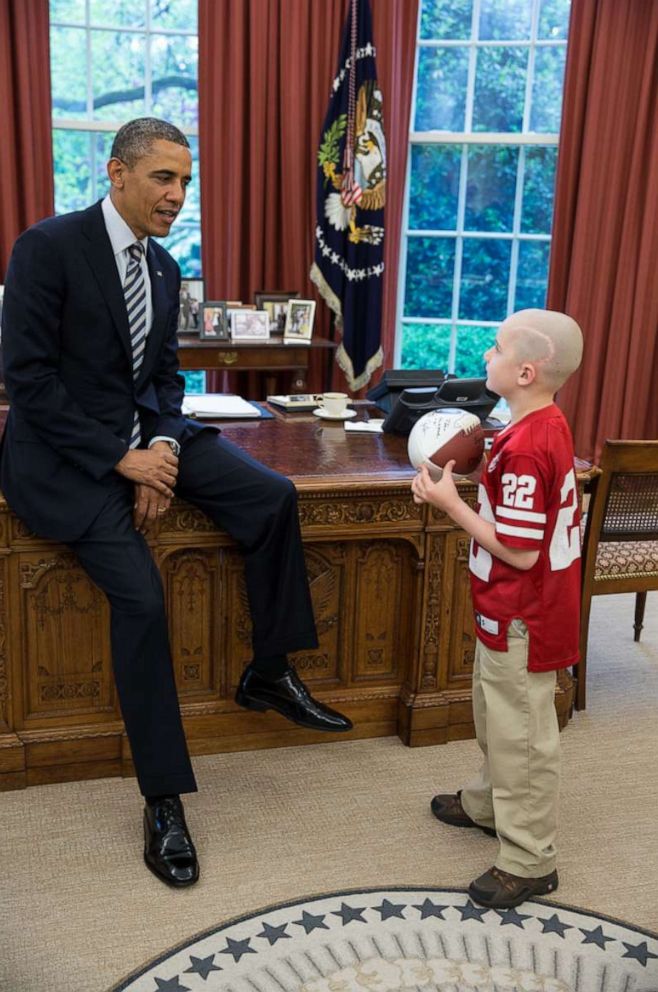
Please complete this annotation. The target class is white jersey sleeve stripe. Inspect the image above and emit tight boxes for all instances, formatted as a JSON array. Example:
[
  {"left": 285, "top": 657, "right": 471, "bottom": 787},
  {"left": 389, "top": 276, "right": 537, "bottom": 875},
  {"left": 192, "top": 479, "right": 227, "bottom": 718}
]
[
  {"left": 496, "top": 521, "right": 545, "bottom": 540},
  {"left": 496, "top": 506, "right": 547, "bottom": 523}
]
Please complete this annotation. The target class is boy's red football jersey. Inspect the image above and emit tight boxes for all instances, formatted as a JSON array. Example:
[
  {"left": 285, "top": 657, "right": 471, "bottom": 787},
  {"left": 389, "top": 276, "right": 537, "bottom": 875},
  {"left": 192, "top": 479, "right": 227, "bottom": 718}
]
[{"left": 469, "top": 404, "right": 581, "bottom": 672}]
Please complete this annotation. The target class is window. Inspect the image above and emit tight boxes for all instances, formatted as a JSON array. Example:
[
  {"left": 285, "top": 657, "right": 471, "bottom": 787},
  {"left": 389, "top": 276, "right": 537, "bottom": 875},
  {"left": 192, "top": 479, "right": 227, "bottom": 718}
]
[
  {"left": 49, "top": 0, "right": 201, "bottom": 276},
  {"left": 398, "top": 0, "right": 571, "bottom": 377}
]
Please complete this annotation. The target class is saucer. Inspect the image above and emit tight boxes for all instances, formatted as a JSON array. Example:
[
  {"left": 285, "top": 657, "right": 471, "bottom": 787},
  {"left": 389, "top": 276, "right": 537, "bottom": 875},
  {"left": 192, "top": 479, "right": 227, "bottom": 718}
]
[{"left": 312, "top": 408, "right": 357, "bottom": 421}]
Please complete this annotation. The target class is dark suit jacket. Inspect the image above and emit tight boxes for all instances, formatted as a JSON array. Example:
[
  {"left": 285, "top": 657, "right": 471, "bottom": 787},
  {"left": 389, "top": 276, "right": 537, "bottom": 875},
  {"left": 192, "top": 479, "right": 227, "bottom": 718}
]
[{"left": 0, "top": 201, "right": 205, "bottom": 541}]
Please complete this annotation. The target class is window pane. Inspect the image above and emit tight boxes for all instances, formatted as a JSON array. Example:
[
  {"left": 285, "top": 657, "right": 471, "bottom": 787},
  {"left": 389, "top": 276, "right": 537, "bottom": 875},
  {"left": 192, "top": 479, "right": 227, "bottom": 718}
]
[
  {"left": 401, "top": 323, "right": 452, "bottom": 371},
  {"left": 50, "top": 0, "right": 85, "bottom": 23},
  {"left": 464, "top": 145, "right": 518, "bottom": 232},
  {"left": 92, "top": 132, "right": 114, "bottom": 201},
  {"left": 420, "top": 0, "right": 472, "bottom": 40},
  {"left": 473, "top": 46, "right": 527, "bottom": 132},
  {"left": 91, "top": 30, "right": 146, "bottom": 121},
  {"left": 162, "top": 138, "right": 201, "bottom": 276},
  {"left": 181, "top": 371, "right": 206, "bottom": 394},
  {"left": 89, "top": 0, "right": 145, "bottom": 28},
  {"left": 479, "top": 0, "right": 531, "bottom": 40},
  {"left": 459, "top": 238, "right": 511, "bottom": 321},
  {"left": 53, "top": 130, "right": 92, "bottom": 212},
  {"left": 150, "top": 34, "right": 198, "bottom": 125},
  {"left": 404, "top": 237, "right": 455, "bottom": 318},
  {"left": 415, "top": 48, "right": 469, "bottom": 132},
  {"left": 409, "top": 145, "right": 461, "bottom": 230},
  {"left": 521, "top": 146, "right": 557, "bottom": 234},
  {"left": 515, "top": 241, "right": 550, "bottom": 310},
  {"left": 538, "top": 0, "right": 571, "bottom": 40},
  {"left": 50, "top": 27, "right": 87, "bottom": 119},
  {"left": 454, "top": 325, "right": 496, "bottom": 377},
  {"left": 530, "top": 46, "right": 566, "bottom": 132},
  {"left": 150, "top": 0, "right": 197, "bottom": 31}
]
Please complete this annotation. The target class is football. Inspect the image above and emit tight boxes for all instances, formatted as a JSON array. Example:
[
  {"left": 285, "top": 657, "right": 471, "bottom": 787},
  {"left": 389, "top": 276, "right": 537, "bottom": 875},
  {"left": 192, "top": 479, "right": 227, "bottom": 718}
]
[{"left": 407, "top": 408, "right": 485, "bottom": 479}]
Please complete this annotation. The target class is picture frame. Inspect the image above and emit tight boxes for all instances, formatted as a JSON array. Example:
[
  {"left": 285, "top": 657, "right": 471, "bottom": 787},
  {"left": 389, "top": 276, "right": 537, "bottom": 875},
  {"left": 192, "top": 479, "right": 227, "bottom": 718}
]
[
  {"left": 178, "top": 279, "right": 204, "bottom": 333},
  {"left": 284, "top": 299, "right": 316, "bottom": 343},
  {"left": 231, "top": 309, "right": 270, "bottom": 341},
  {"left": 254, "top": 290, "right": 299, "bottom": 336},
  {"left": 200, "top": 301, "right": 230, "bottom": 340}
]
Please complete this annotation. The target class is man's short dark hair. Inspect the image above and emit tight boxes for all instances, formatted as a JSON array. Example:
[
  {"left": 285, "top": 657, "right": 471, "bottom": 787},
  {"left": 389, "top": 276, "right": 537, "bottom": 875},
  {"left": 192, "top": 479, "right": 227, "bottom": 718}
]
[{"left": 110, "top": 118, "right": 190, "bottom": 168}]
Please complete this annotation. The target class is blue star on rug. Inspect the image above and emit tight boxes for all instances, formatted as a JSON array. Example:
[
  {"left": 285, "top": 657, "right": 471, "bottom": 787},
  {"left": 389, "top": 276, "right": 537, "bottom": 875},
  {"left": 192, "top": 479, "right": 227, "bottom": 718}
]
[
  {"left": 256, "top": 921, "right": 291, "bottom": 945},
  {"left": 622, "top": 940, "right": 658, "bottom": 967},
  {"left": 413, "top": 897, "right": 449, "bottom": 919},
  {"left": 183, "top": 954, "right": 221, "bottom": 980},
  {"left": 332, "top": 902, "right": 368, "bottom": 925},
  {"left": 292, "top": 909, "right": 329, "bottom": 934},
  {"left": 373, "top": 899, "right": 406, "bottom": 920},
  {"left": 219, "top": 937, "right": 256, "bottom": 963}
]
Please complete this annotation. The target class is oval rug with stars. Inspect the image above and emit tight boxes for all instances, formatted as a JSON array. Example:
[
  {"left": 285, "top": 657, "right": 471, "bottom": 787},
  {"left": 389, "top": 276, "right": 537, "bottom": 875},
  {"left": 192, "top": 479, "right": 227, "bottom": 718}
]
[{"left": 110, "top": 888, "right": 658, "bottom": 992}]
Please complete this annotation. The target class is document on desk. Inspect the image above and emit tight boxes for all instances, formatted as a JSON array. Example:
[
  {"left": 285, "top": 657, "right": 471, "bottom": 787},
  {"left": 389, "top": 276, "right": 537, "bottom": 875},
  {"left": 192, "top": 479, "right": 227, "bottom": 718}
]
[
  {"left": 344, "top": 419, "right": 384, "bottom": 433},
  {"left": 182, "top": 393, "right": 261, "bottom": 418}
]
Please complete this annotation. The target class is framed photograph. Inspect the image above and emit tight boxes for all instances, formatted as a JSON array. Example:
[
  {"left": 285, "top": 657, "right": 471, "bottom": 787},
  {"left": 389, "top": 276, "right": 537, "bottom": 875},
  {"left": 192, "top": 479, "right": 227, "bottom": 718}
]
[
  {"left": 254, "top": 291, "right": 299, "bottom": 336},
  {"left": 284, "top": 299, "right": 316, "bottom": 342},
  {"left": 178, "top": 279, "right": 204, "bottom": 333},
  {"left": 231, "top": 309, "right": 270, "bottom": 341},
  {"left": 200, "top": 301, "right": 230, "bottom": 340}
]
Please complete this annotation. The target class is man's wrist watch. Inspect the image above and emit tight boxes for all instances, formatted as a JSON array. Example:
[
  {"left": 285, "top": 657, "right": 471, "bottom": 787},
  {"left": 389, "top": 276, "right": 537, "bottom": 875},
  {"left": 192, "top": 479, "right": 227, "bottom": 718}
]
[{"left": 150, "top": 436, "right": 181, "bottom": 456}]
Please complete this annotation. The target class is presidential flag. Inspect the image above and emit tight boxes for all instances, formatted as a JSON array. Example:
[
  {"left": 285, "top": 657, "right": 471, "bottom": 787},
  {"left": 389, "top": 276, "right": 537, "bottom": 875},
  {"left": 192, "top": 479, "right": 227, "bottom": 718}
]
[{"left": 310, "top": 0, "right": 385, "bottom": 391}]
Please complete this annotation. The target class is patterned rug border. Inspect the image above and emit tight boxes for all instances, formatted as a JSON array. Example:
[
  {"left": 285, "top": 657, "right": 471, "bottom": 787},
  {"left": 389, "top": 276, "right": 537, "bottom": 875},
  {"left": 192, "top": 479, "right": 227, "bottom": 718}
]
[{"left": 108, "top": 884, "right": 658, "bottom": 991}]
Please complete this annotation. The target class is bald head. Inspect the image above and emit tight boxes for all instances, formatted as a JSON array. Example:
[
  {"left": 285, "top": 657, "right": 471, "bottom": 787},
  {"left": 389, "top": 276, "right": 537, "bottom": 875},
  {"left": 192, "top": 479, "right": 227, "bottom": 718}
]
[{"left": 502, "top": 309, "right": 583, "bottom": 389}]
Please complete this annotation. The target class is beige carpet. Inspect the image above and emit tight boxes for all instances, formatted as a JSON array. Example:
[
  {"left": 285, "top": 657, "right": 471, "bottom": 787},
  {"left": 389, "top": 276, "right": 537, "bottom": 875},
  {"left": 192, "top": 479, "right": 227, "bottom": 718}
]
[{"left": 2, "top": 593, "right": 657, "bottom": 992}]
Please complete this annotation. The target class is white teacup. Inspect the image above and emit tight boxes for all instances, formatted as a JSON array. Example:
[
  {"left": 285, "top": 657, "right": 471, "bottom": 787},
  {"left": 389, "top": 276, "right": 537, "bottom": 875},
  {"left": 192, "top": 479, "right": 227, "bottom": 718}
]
[{"left": 318, "top": 392, "right": 349, "bottom": 416}]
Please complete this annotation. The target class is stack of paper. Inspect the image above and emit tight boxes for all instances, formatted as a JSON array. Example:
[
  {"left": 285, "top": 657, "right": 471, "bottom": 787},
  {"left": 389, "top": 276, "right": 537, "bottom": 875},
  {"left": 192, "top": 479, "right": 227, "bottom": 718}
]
[
  {"left": 344, "top": 419, "right": 384, "bottom": 433},
  {"left": 182, "top": 394, "right": 260, "bottom": 418}
]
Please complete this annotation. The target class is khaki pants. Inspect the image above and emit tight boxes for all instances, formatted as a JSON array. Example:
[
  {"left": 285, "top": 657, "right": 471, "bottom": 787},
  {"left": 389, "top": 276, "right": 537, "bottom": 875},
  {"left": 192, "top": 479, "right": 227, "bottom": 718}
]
[{"left": 460, "top": 620, "right": 560, "bottom": 877}]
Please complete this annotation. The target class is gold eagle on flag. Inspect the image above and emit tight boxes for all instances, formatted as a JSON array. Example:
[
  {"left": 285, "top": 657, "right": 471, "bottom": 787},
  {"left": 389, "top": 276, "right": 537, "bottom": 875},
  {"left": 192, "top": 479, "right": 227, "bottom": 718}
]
[{"left": 320, "top": 79, "right": 386, "bottom": 246}]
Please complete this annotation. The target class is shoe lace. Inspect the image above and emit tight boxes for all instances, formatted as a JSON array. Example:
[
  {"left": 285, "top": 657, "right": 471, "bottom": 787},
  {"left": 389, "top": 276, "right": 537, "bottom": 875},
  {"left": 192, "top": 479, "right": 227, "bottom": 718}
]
[
  {"left": 491, "top": 867, "right": 519, "bottom": 893},
  {"left": 154, "top": 798, "right": 186, "bottom": 832}
]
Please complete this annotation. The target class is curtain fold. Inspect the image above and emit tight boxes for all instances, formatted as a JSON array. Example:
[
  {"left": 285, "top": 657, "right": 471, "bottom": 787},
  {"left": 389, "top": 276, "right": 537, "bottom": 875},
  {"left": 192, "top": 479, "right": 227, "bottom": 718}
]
[
  {"left": 547, "top": 0, "right": 658, "bottom": 462},
  {"left": 0, "top": 0, "right": 54, "bottom": 278},
  {"left": 198, "top": 0, "right": 417, "bottom": 394}
]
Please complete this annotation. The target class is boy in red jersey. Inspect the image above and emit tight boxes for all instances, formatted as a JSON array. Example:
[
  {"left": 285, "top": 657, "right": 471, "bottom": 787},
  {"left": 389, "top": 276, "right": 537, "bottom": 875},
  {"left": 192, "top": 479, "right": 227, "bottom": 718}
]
[{"left": 411, "top": 308, "right": 583, "bottom": 909}]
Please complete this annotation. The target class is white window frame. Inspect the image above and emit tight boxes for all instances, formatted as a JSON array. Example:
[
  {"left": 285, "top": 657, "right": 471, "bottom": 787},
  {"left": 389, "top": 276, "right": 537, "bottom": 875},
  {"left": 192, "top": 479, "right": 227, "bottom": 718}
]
[
  {"left": 396, "top": 0, "right": 567, "bottom": 369},
  {"left": 50, "top": 0, "right": 198, "bottom": 205}
]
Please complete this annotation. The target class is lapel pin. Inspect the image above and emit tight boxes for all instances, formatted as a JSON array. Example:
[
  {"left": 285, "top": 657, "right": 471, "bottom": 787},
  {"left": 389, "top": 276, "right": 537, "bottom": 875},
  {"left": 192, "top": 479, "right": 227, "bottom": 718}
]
[{"left": 156, "top": 270, "right": 163, "bottom": 277}]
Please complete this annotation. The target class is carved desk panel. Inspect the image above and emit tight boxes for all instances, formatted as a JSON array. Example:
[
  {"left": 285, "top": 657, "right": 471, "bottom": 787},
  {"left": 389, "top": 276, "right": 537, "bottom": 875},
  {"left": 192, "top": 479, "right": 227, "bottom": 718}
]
[{"left": 0, "top": 411, "right": 579, "bottom": 790}]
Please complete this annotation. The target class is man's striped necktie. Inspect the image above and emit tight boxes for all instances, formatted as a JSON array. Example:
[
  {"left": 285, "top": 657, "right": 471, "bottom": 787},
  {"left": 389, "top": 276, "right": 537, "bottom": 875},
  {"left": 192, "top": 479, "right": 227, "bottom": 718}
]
[{"left": 124, "top": 241, "right": 147, "bottom": 448}]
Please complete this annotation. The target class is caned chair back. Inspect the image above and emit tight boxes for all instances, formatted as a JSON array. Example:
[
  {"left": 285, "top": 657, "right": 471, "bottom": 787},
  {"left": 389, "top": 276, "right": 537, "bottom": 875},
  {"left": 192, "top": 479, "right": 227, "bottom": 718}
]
[{"left": 577, "top": 440, "right": 658, "bottom": 709}]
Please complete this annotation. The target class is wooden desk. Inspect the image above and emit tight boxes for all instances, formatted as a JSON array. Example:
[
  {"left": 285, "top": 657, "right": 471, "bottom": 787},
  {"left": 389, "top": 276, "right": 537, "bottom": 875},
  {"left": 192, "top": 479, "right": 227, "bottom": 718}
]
[
  {"left": 177, "top": 335, "right": 338, "bottom": 394},
  {"left": 0, "top": 409, "right": 585, "bottom": 791}
]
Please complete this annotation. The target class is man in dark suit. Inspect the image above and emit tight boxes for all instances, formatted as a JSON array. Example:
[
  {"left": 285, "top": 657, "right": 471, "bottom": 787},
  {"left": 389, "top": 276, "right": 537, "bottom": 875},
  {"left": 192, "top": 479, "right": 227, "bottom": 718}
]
[{"left": 0, "top": 118, "right": 351, "bottom": 888}]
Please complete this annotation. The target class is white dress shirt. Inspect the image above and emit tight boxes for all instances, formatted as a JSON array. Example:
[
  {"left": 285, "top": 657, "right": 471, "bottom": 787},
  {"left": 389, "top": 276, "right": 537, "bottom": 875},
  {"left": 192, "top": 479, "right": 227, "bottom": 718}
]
[{"left": 101, "top": 195, "right": 178, "bottom": 454}]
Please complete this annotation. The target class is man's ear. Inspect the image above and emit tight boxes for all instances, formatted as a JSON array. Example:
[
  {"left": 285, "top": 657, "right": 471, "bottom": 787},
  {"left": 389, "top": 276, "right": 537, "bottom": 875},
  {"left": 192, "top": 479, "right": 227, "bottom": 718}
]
[{"left": 107, "top": 157, "right": 125, "bottom": 189}]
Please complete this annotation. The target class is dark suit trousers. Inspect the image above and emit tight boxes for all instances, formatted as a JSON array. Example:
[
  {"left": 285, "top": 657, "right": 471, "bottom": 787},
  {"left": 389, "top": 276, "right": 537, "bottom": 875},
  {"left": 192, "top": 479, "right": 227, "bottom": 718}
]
[{"left": 68, "top": 431, "right": 318, "bottom": 796}]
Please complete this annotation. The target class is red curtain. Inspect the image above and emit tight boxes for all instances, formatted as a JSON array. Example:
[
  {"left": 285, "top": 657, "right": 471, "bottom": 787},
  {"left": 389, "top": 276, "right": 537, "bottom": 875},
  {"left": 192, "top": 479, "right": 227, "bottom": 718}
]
[
  {"left": 0, "top": 0, "right": 54, "bottom": 278},
  {"left": 547, "top": 0, "right": 658, "bottom": 462},
  {"left": 198, "top": 0, "right": 418, "bottom": 393}
]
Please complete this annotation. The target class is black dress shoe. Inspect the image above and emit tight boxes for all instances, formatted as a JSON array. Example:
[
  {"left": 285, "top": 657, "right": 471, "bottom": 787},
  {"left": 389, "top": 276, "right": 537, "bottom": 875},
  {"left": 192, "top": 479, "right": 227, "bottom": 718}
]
[
  {"left": 235, "top": 665, "right": 353, "bottom": 732},
  {"left": 143, "top": 796, "right": 199, "bottom": 887}
]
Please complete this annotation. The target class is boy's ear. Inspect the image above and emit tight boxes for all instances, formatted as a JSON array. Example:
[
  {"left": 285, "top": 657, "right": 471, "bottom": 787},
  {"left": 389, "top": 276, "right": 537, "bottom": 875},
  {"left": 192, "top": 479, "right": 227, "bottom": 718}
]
[{"left": 518, "top": 362, "right": 537, "bottom": 386}]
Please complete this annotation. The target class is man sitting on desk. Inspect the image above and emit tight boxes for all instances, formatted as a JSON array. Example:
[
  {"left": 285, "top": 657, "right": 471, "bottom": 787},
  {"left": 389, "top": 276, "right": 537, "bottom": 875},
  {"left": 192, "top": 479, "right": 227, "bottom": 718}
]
[{"left": 0, "top": 117, "right": 351, "bottom": 888}]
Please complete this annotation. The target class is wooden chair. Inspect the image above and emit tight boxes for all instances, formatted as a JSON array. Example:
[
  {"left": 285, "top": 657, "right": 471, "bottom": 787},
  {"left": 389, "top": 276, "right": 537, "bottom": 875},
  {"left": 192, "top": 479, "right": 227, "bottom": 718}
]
[{"left": 577, "top": 440, "right": 658, "bottom": 710}]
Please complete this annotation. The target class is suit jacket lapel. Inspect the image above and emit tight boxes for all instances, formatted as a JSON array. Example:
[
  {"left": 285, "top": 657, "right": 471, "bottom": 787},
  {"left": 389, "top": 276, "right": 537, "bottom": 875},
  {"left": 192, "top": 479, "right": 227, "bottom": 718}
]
[{"left": 81, "top": 203, "right": 133, "bottom": 365}]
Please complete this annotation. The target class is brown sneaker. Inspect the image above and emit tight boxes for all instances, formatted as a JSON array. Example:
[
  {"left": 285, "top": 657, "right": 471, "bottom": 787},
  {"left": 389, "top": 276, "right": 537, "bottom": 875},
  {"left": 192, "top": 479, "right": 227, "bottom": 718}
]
[
  {"left": 469, "top": 865, "right": 559, "bottom": 909},
  {"left": 430, "top": 791, "right": 497, "bottom": 837}
]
